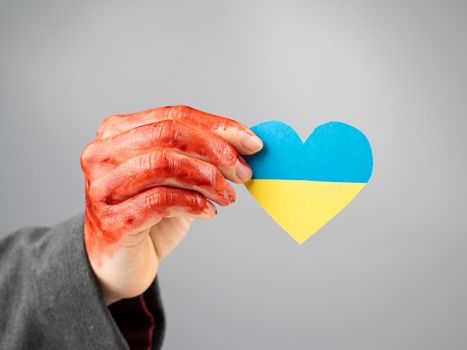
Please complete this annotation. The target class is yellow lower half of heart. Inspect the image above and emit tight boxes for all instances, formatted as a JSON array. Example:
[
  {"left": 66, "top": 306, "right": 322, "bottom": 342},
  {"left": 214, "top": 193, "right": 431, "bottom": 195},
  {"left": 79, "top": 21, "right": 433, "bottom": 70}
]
[{"left": 245, "top": 179, "right": 366, "bottom": 244}]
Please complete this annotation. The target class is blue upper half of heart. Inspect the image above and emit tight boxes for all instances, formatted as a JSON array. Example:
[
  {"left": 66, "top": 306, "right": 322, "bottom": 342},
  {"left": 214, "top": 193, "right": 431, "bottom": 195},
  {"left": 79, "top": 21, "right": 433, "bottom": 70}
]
[{"left": 244, "top": 121, "right": 373, "bottom": 183}]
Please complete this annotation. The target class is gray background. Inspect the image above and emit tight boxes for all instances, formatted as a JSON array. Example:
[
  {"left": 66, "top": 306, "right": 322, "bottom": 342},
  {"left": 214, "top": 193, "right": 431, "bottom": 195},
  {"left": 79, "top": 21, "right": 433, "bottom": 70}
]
[{"left": 1, "top": 0, "right": 466, "bottom": 349}]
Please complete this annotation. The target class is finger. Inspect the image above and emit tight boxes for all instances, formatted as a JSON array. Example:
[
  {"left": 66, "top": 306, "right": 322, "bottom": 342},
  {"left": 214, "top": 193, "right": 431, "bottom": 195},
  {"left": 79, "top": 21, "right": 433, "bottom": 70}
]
[
  {"left": 90, "top": 148, "right": 236, "bottom": 206},
  {"left": 107, "top": 187, "right": 217, "bottom": 235},
  {"left": 96, "top": 105, "right": 263, "bottom": 155},
  {"left": 84, "top": 120, "right": 252, "bottom": 183}
]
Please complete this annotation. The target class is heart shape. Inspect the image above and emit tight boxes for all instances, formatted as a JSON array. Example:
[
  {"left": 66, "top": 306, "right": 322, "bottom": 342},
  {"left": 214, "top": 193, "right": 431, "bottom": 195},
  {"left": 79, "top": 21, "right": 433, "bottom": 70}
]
[{"left": 244, "top": 121, "right": 373, "bottom": 244}]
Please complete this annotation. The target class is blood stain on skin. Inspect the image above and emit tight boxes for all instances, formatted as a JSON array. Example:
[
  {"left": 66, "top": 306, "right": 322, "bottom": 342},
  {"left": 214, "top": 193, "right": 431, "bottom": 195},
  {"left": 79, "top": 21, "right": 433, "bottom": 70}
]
[{"left": 81, "top": 106, "right": 254, "bottom": 262}]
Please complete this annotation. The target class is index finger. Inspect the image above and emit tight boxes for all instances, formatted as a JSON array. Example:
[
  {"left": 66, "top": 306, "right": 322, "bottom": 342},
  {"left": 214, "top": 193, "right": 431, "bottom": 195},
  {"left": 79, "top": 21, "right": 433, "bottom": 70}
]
[{"left": 96, "top": 105, "right": 263, "bottom": 155}]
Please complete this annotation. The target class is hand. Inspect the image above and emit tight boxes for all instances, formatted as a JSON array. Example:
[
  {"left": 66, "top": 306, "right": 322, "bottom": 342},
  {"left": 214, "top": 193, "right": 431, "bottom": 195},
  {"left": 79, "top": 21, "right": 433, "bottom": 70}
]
[{"left": 80, "top": 106, "right": 263, "bottom": 305}]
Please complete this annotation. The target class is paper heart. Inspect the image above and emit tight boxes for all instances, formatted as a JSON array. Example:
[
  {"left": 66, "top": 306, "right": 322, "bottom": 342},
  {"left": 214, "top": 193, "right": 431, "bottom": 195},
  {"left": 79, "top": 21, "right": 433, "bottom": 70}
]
[{"left": 244, "top": 121, "right": 373, "bottom": 244}]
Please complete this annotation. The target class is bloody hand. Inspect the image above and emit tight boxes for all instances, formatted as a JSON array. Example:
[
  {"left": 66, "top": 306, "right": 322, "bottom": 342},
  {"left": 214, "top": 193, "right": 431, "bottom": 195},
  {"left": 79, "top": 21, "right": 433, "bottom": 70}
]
[{"left": 80, "top": 106, "right": 263, "bottom": 304}]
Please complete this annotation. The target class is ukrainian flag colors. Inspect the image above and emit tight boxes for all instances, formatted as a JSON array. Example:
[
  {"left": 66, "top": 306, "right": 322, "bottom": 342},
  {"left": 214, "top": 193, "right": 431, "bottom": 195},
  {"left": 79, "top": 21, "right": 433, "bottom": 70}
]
[{"left": 244, "top": 121, "right": 373, "bottom": 244}]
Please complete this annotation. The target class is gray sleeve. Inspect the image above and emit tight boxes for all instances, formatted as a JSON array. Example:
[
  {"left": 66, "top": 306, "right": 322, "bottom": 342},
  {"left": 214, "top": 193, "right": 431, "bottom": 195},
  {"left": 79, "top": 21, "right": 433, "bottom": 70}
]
[{"left": 0, "top": 214, "right": 165, "bottom": 350}]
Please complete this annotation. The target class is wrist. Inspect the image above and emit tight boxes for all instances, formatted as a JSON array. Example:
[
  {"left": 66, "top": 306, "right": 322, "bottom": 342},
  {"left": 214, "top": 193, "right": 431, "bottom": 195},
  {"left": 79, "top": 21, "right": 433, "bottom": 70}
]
[{"left": 86, "top": 231, "right": 159, "bottom": 306}]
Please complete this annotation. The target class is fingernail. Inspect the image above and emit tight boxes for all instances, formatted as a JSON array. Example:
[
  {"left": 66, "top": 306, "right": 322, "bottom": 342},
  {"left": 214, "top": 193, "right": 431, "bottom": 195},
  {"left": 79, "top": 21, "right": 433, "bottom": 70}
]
[
  {"left": 202, "top": 204, "right": 217, "bottom": 217},
  {"left": 223, "top": 186, "right": 236, "bottom": 203},
  {"left": 235, "top": 159, "right": 253, "bottom": 182},
  {"left": 240, "top": 132, "right": 263, "bottom": 152}
]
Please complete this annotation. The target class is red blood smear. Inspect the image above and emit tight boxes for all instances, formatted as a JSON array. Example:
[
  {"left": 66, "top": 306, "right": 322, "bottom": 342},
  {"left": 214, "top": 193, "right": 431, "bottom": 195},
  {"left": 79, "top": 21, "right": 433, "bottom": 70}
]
[{"left": 81, "top": 106, "right": 248, "bottom": 261}]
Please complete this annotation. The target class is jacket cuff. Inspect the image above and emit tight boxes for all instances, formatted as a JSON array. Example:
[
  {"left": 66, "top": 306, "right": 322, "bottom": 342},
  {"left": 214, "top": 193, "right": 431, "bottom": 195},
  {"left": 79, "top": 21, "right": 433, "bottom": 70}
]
[{"left": 32, "top": 214, "right": 131, "bottom": 349}]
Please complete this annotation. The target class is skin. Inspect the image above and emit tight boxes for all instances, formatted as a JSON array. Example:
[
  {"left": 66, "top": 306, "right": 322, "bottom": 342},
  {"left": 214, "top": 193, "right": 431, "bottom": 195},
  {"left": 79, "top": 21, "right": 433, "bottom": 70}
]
[{"left": 80, "top": 105, "right": 263, "bottom": 305}]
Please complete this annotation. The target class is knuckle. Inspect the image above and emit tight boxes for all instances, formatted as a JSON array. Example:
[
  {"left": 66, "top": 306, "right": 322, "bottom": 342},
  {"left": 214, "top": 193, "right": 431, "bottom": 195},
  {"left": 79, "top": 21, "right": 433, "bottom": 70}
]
[
  {"left": 212, "top": 166, "right": 225, "bottom": 183},
  {"left": 149, "top": 119, "right": 178, "bottom": 145},
  {"left": 80, "top": 140, "right": 113, "bottom": 171},
  {"left": 96, "top": 113, "right": 123, "bottom": 138},
  {"left": 169, "top": 105, "right": 192, "bottom": 119},
  {"left": 85, "top": 195, "right": 106, "bottom": 223},
  {"left": 145, "top": 188, "right": 167, "bottom": 209},
  {"left": 202, "top": 161, "right": 222, "bottom": 184},
  {"left": 146, "top": 150, "right": 166, "bottom": 172},
  {"left": 99, "top": 213, "right": 114, "bottom": 233},
  {"left": 80, "top": 142, "right": 95, "bottom": 170},
  {"left": 89, "top": 198, "right": 116, "bottom": 233},
  {"left": 147, "top": 151, "right": 162, "bottom": 172},
  {"left": 100, "top": 113, "right": 121, "bottom": 126},
  {"left": 154, "top": 148, "right": 176, "bottom": 170},
  {"left": 217, "top": 140, "right": 238, "bottom": 162},
  {"left": 191, "top": 193, "right": 206, "bottom": 209},
  {"left": 87, "top": 181, "right": 104, "bottom": 204},
  {"left": 160, "top": 118, "right": 178, "bottom": 131},
  {"left": 126, "top": 151, "right": 164, "bottom": 179}
]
